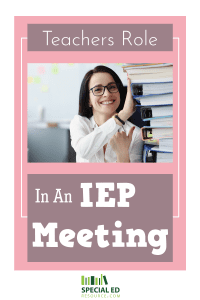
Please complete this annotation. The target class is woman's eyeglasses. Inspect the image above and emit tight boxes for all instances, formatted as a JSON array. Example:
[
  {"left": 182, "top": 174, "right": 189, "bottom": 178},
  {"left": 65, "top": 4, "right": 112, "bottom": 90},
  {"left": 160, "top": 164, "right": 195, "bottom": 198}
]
[{"left": 89, "top": 83, "right": 119, "bottom": 96}]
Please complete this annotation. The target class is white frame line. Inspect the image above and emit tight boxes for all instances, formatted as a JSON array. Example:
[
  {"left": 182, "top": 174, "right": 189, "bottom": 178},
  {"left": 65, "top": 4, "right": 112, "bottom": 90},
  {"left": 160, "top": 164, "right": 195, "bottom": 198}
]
[
  {"left": 173, "top": 37, "right": 180, "bottom": 218},
  {"left": 20, "top": 37, "right": 180, "bottom": 219},
  {"left": 21, "top": 37, "right": 27, "bottom": 218}
]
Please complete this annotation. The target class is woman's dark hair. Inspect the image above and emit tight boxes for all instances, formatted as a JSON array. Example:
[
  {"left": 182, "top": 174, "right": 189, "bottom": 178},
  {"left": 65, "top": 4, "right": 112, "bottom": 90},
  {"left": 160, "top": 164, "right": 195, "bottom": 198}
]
[{"left": 79, "top": 65, "right": 126, "bottom": 118}]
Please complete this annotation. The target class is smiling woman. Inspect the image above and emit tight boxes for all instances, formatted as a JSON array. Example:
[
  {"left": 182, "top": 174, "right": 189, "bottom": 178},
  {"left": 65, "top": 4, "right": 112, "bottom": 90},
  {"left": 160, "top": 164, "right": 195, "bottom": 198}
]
[
  {"left": 70, "top": 65, "right": 143, "bottom": 163},
  {"left": 88, "top": 73, "right": 121, "bottom": 119}
]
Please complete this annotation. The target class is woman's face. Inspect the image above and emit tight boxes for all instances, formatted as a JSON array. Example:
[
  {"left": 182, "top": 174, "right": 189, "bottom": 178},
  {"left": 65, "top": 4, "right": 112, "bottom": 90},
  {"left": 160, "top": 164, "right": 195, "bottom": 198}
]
[{"left": 88, "top": 72, "right": 120, "bottom": 118}]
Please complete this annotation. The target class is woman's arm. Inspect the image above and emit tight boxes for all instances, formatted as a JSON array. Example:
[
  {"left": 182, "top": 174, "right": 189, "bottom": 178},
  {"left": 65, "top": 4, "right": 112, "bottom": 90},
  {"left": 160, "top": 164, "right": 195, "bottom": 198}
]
[
  {"left": 110, "top": 127, "right": 144, "bottom": 163},
  {"left": 110, "top": 127, "right": 135, "bottom": 163},
  {"left": 117, "top": 76, "right": 136, "bottom": 125},
  {"left": 70, "top": 116, "right": 121, "bottom": 160}
]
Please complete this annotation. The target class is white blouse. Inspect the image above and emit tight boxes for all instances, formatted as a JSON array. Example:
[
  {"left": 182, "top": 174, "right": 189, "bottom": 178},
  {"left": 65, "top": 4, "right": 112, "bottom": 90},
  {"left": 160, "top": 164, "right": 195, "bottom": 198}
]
[{"left": 70, "top": 115, "right": 143, "bottom": 163}]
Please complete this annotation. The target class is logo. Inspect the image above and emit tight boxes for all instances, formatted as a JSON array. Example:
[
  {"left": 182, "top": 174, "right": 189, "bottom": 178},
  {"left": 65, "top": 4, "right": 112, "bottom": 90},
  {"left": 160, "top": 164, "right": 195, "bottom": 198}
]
[
  {"left": 81, "top": 274, "right": 108, "bottom": 286},
  {"left": 81, "top": 274, "right": 120, "bottom": 298}
]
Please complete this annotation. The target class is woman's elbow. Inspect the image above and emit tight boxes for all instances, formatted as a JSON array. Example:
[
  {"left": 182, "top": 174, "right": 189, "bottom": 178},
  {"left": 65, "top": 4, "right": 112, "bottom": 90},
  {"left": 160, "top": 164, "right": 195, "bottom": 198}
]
[{"left": 71, "top": 141, "right": 93, "bottom": 160}]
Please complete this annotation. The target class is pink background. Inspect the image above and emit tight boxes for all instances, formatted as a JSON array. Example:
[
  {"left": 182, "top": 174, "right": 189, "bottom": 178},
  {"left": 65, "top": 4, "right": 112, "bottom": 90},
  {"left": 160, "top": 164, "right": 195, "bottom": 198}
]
[{"left": 14, "top": 16, "right": 186, "bottom": 270}]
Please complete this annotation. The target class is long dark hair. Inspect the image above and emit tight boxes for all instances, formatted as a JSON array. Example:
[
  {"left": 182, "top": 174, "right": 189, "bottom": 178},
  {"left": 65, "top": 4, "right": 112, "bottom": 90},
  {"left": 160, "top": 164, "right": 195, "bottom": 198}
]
[{"left": 79, "top": 65, "right": 126, "bottom": 118}]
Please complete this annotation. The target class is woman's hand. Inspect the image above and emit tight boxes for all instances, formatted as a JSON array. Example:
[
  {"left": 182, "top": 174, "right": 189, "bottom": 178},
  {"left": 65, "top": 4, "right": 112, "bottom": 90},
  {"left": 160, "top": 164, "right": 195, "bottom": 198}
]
[
  {"left": 118, "top": 75, "right": 136, "bottom": 123},
  {"left": 110, "top": 126, "right": 135, "bottom": 162}
]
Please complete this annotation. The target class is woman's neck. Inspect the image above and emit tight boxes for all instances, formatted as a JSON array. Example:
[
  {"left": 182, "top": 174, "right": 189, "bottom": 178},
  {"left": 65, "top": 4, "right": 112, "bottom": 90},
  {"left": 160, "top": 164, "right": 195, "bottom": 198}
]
[{"left": 93, "top": 112, "right": 116, "bottom": 126}]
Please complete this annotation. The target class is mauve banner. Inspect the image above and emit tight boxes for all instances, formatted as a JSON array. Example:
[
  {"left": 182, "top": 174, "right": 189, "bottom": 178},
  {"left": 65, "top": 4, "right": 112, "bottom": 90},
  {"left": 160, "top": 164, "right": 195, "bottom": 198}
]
[
  {"left": 28, "top": 24, "right": 173, "bottom": 51},
  {"left": 28, "top": 174, "right": 173, "bottom": 262}
]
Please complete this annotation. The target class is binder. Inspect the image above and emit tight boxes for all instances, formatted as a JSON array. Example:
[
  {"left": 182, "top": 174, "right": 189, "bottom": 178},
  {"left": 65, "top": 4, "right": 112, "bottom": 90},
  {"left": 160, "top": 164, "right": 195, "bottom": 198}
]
[
  {"left": 131, "top": 82, "right": 173, "bottom": 96},
  {"left": 139, "top": 105, "right": 173, "bottom": 119},
  {"left": 126, "top": 66, "right": 173, "bottom": 82},
  {"left": 142, "top": 126, "right": 173, "bottom": 140},
  {"left": 143, "top": 115, "right": 173, "bottom": 127},
  {"left": 133, "top": 93, "right": 173, "bottom": 106},
  {"left": 143, "top": 144, "right": 173, "bottom": 163},
  {"left": 159, "top": 138, "right": 173, "bottom": 150}
]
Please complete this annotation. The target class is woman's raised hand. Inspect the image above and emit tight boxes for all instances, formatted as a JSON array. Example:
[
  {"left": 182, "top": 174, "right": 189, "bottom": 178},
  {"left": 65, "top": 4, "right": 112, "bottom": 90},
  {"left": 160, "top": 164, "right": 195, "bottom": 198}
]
[
  {"left": 117, "top": 75, "right": 136, "bottom": 124},
  {"left": 123, "top": 75, "right": 136, "bottom": 118}
]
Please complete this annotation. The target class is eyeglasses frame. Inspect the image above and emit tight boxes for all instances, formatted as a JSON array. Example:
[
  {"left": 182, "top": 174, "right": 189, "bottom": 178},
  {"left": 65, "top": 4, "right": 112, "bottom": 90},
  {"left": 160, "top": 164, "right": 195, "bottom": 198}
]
[{"left": 89, "top": 82, "right": 119, "bottom": 96}]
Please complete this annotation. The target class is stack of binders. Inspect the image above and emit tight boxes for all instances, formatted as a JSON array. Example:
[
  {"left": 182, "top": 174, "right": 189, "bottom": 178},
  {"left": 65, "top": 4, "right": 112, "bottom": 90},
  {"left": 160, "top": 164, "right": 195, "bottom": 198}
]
[{"left": 122, "top": 63, "right": 173, "bottom": 163}]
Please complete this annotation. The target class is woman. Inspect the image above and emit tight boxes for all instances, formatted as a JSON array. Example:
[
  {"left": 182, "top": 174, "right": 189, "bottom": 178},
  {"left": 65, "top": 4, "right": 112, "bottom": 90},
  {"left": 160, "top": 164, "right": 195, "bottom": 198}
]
[{"left": 70, "top": 65, "right": 143, "bottom": 163}]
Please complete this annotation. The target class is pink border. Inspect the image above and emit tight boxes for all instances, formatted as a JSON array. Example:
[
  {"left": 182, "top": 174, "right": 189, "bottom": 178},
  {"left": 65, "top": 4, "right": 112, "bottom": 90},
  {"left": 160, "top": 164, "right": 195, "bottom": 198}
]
[{"left": 14, "top": 16, "right": 186, "bottom": 270}]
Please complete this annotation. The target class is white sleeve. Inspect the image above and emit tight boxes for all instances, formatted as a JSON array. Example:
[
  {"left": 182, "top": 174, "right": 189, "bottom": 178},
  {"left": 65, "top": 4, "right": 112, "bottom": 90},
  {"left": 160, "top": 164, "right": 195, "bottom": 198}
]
[
  {"left": 70, "top": 115, "right": 121, "bottom": 160},
  {"left": 129, "top": 127, "right": 144, "bottom": 162}
]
